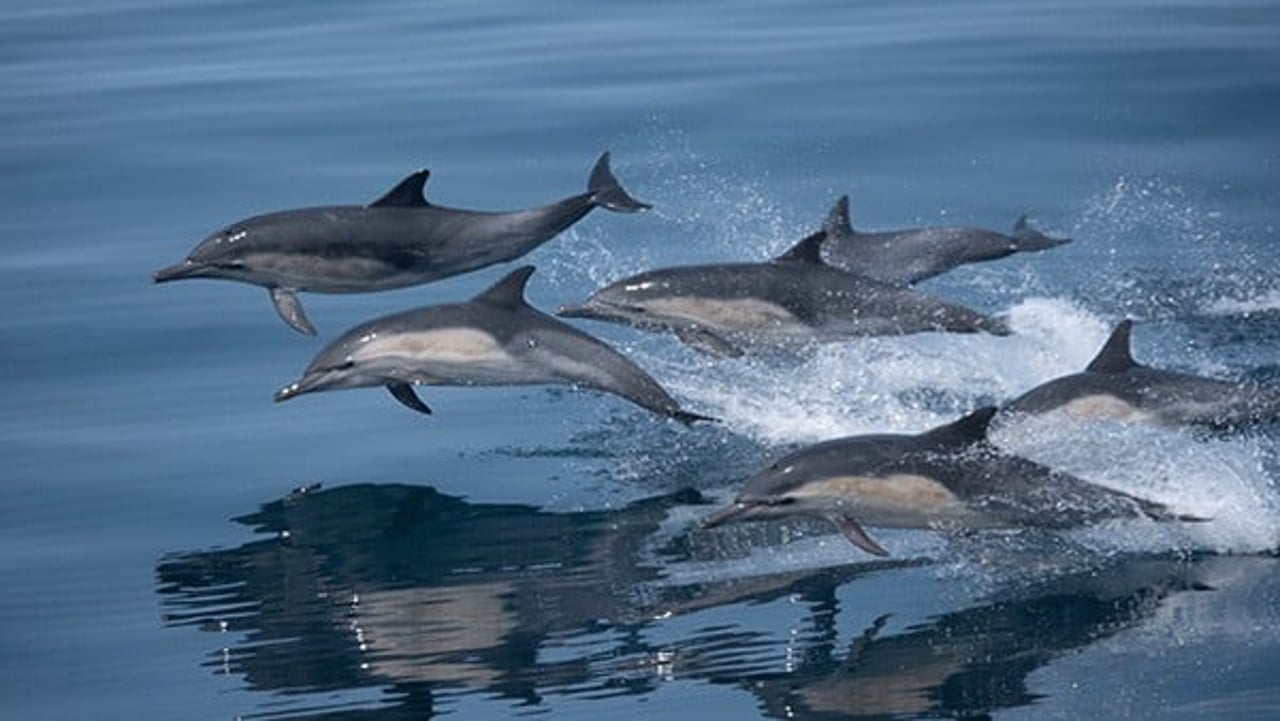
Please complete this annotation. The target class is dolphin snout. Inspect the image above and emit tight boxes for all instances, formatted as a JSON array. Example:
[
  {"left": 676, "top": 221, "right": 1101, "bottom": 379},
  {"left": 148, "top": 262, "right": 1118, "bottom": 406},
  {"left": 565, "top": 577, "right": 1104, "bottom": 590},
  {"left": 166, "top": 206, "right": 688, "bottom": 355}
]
[
  {"left": 274, "top": 373, "right": 329, "bottom": 403},
  {"left": 555, "top": 303, "right": 598, "bottom": 319},
  {"left": 699, "top": 502, "right": 752, "bottom": 529},
  {"left": 153, "top": 260, "right": 202, "bottom": 283}
]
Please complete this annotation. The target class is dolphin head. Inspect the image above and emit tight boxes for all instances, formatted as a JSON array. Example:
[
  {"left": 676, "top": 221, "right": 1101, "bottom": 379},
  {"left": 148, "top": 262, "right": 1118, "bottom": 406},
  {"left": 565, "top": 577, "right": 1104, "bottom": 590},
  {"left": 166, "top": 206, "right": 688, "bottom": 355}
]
[
  {"left": 274, "top": 323, "right": 396, "bottom": 402},
  {"left": 556, "top": 275, "right": 673, "bottom": 328},
  {"left": 700, "top": 437, "right": 906, "bottom": 556},
  {"left": 154, "top": 225, "right": 260, "bottom": 284}
]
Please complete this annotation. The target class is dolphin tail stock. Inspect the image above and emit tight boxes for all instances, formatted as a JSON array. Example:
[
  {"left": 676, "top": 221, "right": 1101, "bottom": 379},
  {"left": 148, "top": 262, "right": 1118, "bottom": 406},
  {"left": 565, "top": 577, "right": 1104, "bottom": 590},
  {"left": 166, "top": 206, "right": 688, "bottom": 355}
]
[{"left": 587, "top": 151, "right": 652, "bottom": 213}]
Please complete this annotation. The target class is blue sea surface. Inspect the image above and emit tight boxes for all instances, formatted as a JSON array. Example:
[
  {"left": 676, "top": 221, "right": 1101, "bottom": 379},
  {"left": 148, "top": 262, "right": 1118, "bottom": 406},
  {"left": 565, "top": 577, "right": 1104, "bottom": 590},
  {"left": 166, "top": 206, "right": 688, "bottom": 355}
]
[{"left": 3, "top": 1, "right": 1279, "bottom": 719}]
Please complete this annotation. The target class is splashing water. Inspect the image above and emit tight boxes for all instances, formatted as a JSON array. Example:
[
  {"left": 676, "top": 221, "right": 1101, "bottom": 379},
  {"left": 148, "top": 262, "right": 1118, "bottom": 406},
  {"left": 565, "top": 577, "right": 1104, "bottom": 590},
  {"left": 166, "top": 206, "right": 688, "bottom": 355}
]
[{"left": 536, "top": 160, "right": 1279, "bottom": 569}]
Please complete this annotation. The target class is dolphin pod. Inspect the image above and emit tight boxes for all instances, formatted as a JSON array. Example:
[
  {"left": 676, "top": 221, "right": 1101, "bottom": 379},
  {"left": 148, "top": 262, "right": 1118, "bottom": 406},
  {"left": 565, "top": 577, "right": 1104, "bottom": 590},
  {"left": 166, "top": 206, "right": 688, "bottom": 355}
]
[
  {"left": 154, "top": 152, "right": 650, "bottom": 335},
  {"left": 153, "top": 154, "right": 1258, "bottom": 556}
]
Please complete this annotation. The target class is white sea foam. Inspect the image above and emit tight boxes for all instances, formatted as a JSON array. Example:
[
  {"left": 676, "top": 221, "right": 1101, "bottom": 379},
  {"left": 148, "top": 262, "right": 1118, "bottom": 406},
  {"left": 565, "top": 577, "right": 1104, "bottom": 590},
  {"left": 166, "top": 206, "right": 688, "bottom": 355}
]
[{"left": 1201, "top": 288, "right": 1280, "bottom": 317}]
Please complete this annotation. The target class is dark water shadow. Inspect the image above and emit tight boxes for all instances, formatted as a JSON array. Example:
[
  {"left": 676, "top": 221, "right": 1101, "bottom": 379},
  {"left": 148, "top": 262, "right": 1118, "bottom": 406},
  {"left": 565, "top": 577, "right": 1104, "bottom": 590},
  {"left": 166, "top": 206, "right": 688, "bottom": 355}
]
[{"left": 156, "top": 482, "right": 1249, "bottom": 720}]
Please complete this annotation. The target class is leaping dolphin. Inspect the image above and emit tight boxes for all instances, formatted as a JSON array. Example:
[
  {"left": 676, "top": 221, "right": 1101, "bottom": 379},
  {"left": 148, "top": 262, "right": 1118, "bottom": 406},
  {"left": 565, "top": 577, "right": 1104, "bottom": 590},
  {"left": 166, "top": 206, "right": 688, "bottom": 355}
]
[
  {"left": 557, "top": 230, "right": 1009, "bottom": 358},
  {"left": 700, "top": 407, "right": 1202, "bottom": 557},
  {"left": 818, "top": 196, "right": 1071, "bottom": 285},
  {"left": 154, "top": 152, "right": 650, "bottom": 335},
  {"left": 1000, "top": 319, "right": 1280, "bottom": 429},
  {"left": 274, "top": 266, "right": 713, "bottom": 424}
]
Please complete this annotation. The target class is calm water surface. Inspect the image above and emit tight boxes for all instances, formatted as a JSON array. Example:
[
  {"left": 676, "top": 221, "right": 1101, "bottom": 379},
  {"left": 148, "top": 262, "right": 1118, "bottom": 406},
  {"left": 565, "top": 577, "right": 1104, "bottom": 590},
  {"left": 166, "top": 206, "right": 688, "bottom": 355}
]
[{"left": 2, "top": 1, "right": 1279, "bottom": 719}]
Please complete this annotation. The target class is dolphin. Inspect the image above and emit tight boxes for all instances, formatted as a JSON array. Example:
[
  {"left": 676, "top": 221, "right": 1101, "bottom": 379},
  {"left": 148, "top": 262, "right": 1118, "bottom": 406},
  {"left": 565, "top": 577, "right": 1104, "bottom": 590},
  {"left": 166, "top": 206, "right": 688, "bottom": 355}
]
[
  {"left": 1000, "top": 319, "right": 1280, "bottom": 429},
  {"left": 154, "top": 152, "right": 650, "bottom": 335},
  {"left": 817, "top": 196, "right": 1071, "bottom": 285},
  {"left": 700, "top": 407, "right": 1202, "bottom": 556},
  {"left": 556, "top": 230, "right": 1009, "bottom": 358},
  {"left": 274, "top": 265, "right": 713, "bottom": 424}
]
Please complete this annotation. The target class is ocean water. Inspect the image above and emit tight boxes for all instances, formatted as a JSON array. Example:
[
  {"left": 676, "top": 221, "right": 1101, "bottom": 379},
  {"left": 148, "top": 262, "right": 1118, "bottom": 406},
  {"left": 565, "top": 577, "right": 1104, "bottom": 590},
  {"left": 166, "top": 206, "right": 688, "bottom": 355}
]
[{"left": 3, "top": 0, "right": 1279, "bottom": 719}]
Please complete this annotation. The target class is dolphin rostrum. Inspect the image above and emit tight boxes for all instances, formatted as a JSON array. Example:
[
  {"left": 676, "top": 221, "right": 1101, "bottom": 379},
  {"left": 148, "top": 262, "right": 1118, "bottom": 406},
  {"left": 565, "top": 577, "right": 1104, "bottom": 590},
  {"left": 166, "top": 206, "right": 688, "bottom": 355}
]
[
  {"left": 1000, "top": 319, "right": 1280, "bottom": 429},
  {"left": 274, "top": 265, "right": 713, "bottom": 424},
  {"left": 817, "top": 196, "right": 1071, "bottom": 285},
  {"left": 154, "top": 152, "right": 650, "bottom": 335},
  {"left": 700, "top": 407, "right": 1202, "bottom": 556},
  {"left": 557, "top": 230, "right": 1009, "bottom": 358}
]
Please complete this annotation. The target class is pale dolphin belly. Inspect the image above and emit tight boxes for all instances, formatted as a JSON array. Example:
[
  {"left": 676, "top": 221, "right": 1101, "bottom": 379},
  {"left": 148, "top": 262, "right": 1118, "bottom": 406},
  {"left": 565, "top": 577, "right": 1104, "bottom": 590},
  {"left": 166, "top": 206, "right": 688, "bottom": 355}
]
[
  {"left": 644, "top": 296, "right": 806, "bottom": 332},
  {"left": 1060, "top": 394, "right": 1154, "bottom": 423},
  {"left": 351, "top": 328, "right": 556, "bottom": 385},
  {"left": 789, "top": 473, "right": 992, "bottom": 529}
]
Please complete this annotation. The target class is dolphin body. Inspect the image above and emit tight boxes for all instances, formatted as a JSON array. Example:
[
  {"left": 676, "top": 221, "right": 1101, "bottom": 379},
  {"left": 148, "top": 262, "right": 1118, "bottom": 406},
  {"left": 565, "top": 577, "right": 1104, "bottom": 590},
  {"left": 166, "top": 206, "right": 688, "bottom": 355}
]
[
  {"left": 556, "top": 230, "right": 1009, "bottom": 358},
  {"left": 274, "top": 266, "right": 712, "bottom": 424},
  {"left": 1000, "top": 319, "right": 1280, "bottom": 429},
  {"left": 700, "top": 407, "right": 1200, "bottom": 557},
  {"left": 154, "top": 152, "right": 650, "bottom": 335},
  {"left": 817, "top": 196, "right": 1071, "bottom": 285}
]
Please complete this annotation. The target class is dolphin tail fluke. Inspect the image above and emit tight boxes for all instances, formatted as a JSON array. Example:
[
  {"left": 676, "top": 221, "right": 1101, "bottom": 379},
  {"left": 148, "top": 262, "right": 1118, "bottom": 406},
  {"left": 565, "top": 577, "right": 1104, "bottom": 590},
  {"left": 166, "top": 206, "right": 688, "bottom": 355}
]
[
  {"left": 588, "top": 151, "right": 652, "bottom": 212},
  {"left": 269, "top": 287, "right": 317, "bottom": 336},
  {"left": 387, "top": 383, "right": 432, "bottom": 415},
  {"left": 1011, "top": 215, "right": 1072, "bottom": 250}
]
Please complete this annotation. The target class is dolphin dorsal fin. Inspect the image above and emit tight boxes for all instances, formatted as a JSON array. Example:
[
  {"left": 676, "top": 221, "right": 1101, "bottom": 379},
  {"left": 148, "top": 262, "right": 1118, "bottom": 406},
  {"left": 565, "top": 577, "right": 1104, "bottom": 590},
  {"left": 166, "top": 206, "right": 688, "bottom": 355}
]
[
  {"left": 921, "top": 406, "right": 997, "bottom": 448},
  {"left": 1013, "top": 214, "right": 1030, "bottom": 234},
  {"left": 772, "top": 230, "right": 829, "bottom": 265},
  {"left": 369, "top": 169, "right": 430, "bottom": 208},
  {"left": 473, "top": 265, "right": 535, "bottom": 309},
  {"left": 823, "top": 195, "right": 854, "bottom": 237},
  {"left": 1086, "top": 320, "right": 1138, "bottom": 373}
]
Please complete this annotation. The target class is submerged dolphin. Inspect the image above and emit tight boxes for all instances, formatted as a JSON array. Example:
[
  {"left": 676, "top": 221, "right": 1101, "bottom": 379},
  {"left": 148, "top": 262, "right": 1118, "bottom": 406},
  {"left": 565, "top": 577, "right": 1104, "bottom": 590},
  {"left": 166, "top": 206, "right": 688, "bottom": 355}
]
[
  {"left": 274, "top": 265, "right": 713, "bottom": 424},
  {"left": 818, "top": 196, "right": 1071, "bottom": 285},
  {"left": 154, "top": 152, "right": 650, "bottom": 335},
  {"left": 1000, "top": 319, "right": 1280, "bottom": 429},
  {"left": 700, "top": 407, "right": 1201, "bottom": 556},
  {"left": 556, "top": 230, "right": 1009, "bottom": 358}
]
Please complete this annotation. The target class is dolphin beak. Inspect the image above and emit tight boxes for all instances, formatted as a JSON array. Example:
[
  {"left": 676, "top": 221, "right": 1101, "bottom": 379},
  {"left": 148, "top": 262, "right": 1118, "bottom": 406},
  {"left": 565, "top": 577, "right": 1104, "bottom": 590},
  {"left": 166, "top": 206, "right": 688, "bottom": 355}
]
[
  {"left": 555, "top": 303, "right": 600, "bottom": 319},
  {"left": 274, "top": 372, "right": 328, "bottom": 403},
  {"left": 699, "top": 502, "right": 752, "bottom": 529},
  {"left": 153, "top": 260, "right": 202, "bottom": 283}
]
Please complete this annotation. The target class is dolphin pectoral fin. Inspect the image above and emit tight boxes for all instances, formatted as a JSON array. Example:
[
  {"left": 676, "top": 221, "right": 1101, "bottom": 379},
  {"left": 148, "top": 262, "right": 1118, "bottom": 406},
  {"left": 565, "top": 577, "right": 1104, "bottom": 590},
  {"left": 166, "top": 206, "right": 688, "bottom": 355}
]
[
  {"left": 387, "top": 383, "right": 432, "bottom": 415},
  {"left": 674, "top": 327, "right": 744, "bottom": 358},
  {"left": 269, "top": 288, "right": 316, "bottom": 336},
  {"left": 824, "top": 513, "right": 890, "bottom": 556}
]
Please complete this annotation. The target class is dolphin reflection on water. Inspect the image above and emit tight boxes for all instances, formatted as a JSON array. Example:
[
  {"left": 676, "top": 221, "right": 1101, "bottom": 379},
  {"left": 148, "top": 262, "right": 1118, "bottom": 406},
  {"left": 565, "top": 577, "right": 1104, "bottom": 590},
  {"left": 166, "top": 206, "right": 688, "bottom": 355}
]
[{"left": 156, "top": 482, "right": 1249, "bottom": 720}]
